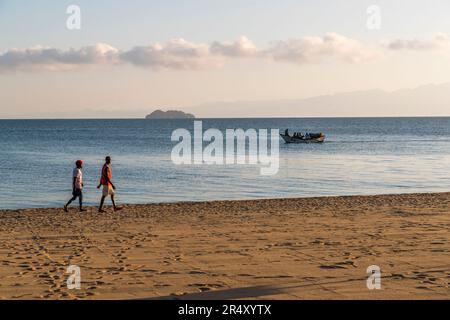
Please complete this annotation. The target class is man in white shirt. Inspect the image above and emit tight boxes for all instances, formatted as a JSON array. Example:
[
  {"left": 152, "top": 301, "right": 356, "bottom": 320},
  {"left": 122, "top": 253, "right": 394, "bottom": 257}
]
[{"left": 64, "top": 160, "right": 87, "bottom": 212}]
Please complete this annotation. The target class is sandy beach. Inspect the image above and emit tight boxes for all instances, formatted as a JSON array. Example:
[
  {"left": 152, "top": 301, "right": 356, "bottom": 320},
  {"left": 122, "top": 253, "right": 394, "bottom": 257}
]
[{"left": 0, "top": 193, "right": 449, "bottom": 300}]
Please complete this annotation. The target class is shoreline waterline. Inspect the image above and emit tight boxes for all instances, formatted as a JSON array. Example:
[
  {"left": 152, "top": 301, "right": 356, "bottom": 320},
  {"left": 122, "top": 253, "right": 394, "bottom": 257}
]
[{"left": 2, "top": 191, "right": 450, "bottom": 212}]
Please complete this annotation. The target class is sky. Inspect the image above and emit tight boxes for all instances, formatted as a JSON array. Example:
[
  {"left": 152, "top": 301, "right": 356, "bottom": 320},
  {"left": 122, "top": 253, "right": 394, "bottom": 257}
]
[{"left": 1, "top": 0, "right": 450, "bottom": 118}]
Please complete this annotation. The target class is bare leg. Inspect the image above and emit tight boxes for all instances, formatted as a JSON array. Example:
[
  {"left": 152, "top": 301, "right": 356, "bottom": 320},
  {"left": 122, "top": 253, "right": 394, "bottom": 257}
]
[
  {"left": 111, "top": 195, "right": 117, "bottom": 211},
  {"left": 99, "top": 196, "right": 106, "bottom": 212}
]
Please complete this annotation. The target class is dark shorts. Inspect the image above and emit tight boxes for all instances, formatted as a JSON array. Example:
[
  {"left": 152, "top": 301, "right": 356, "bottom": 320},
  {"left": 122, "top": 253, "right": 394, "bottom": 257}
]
[{"left": 72, "top": 189, "right": 82, "bottom": 197}]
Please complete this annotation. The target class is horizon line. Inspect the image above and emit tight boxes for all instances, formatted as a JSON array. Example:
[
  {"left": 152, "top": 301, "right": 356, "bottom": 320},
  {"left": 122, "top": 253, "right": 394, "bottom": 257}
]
[{"left": 2, "top": 115, "right": 450, "bottom": 120}]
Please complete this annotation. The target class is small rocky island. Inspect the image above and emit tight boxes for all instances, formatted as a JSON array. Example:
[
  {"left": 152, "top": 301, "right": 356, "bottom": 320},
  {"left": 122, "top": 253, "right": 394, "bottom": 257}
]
[{"left": 145, "top": 110, "right": 195, "bottom": 119}]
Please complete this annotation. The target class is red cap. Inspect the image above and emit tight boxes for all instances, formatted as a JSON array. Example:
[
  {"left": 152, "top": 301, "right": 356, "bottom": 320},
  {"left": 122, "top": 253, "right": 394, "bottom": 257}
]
[{"left": 75, "top": 160, "right": 83, "bottom": 167}]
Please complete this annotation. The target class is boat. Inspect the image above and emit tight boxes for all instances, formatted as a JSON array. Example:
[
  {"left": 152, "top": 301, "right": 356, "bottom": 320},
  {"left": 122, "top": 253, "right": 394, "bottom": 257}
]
[{"left": 280, "top": 130, "right": 325, "bottom": 144}]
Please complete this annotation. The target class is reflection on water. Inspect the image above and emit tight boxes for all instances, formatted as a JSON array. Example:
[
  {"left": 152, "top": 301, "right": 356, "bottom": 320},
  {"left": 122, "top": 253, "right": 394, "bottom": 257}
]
[{"left": 1, "top": 117, "right": 450, "bottom": 209}]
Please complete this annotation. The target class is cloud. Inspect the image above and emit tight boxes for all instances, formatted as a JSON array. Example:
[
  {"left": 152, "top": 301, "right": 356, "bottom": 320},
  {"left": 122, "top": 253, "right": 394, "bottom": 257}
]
[
  {"left": 0, "top": 34, "right": 380, "bottom": 72},
  {"left": 121, "top": 37, "right": 259, "bottom": 70},
  {"left": 267, "top": 33, "right": 380, "bottom": 64},
  {"left": 120, "top": 38, "right": 224, "bottom": 70},
  {"left": 0, "top": 43, "right": 119, "bottom": 71},
  {"left": 386, "top": 33, "right": 450, "bottom": 51},
  {"left": 210, "top": 36, "right": 259, "bottom": 57}
]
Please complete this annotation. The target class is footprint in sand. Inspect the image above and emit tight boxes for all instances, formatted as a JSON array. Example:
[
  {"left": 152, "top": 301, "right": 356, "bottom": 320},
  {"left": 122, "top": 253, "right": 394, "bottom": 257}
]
[
  {"left": 188, "top": 270, "right": 207, "bottom": 275},
  {"left": 319, "top": 264, "right": 347, "bottom": 270},
  {"left": 158, "top": 271, "right": 180, "bottom": 275},
  {"left": 188, "top": 283, "right": 225, "bottom": 292},
  {"left": 155, "top": 283, "right": 171, "bottom": 288}
]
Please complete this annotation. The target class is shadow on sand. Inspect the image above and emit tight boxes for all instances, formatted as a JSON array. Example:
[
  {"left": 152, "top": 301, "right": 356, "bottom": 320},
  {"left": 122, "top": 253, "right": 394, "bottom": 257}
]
[{"left": 147, "top": 284, "right": 287, "bottom": 300}]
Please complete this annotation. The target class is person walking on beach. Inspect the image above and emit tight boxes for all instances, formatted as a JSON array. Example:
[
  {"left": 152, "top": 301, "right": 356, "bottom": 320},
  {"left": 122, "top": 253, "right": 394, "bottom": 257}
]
[
  {"left": 97, "top": 156, "right": 121, "bottom": 213},
  {"left": 64, "top": 160, "right": 87, "bottom": 212}
]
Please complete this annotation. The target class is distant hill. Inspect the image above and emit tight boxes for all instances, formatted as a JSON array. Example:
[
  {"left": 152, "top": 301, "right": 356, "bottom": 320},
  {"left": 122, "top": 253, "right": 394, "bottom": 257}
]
[
  {"left": 184, "top": 83, "right": 450, "bottom": 117},
  {"left": 145, "top": 110, "right": 195, "bottom": 119}
]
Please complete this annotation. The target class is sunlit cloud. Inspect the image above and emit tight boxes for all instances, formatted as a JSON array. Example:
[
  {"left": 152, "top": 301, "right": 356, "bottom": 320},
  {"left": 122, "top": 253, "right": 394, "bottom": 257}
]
[
  {"left": 0, "top": 33, "right": 384, "bottom": 72},
  {"left": 386, "top": 33, "right": 450, "bottom": 51},
  {"left": 0, "top": 43, "right": 119, "bottom": 71},
  {"left": 120, "top": 38, "right": 224, "bottom": 70},
  {"left": 267, "top": 33, "right": 380, "bottom": 64},
  {"left": 210, "top": 36, "right": 259, "bottom": 57}
]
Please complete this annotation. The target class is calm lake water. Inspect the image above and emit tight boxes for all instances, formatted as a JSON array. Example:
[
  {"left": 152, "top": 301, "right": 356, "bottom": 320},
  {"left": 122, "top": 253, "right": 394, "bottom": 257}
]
[{"left": 1, "top": 118, "right": 450, "bottom": 209}]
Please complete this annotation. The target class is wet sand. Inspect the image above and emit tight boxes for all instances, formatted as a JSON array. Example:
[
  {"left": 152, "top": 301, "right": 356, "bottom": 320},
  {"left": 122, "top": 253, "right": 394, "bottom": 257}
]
[{"left": 0, "top": 193, "right": 449, "bottom": 300}]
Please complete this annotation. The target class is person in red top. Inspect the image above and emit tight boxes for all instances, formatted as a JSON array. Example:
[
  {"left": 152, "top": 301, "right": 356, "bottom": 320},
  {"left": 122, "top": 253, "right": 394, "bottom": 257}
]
[{"left": 97, "top": 156, "right": 122, "bottom": 213}]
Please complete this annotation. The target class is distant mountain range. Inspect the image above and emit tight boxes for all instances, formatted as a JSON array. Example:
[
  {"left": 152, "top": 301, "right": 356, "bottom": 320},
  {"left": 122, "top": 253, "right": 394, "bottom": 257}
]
[
  {"left": 145, "top": 110, "right": 195, "bottom": 119},
  {"left": 184, "top": 83, "right": 450, "bottom": 118},
  {"left": 4, "top": 83, "right": 450, "bottom": 119}
]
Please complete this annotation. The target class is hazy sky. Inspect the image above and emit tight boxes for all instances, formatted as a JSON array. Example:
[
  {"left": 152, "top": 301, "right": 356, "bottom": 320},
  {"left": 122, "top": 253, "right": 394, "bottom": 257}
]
[{"left": 1, "top": 0, "right": 450, "bottom": 118}]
